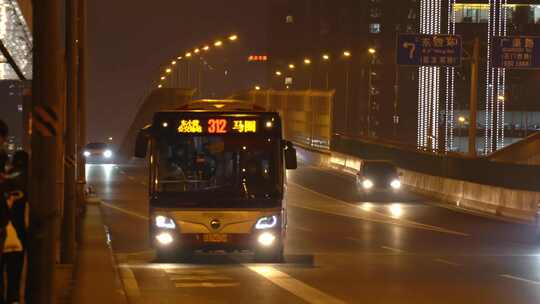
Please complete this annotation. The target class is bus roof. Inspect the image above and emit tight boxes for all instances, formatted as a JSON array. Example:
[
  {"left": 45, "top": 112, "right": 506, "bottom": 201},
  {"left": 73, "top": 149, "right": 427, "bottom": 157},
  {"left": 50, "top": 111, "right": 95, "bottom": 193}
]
[{"left": 170, "top": 99, "right": 267, "bottom": 112}]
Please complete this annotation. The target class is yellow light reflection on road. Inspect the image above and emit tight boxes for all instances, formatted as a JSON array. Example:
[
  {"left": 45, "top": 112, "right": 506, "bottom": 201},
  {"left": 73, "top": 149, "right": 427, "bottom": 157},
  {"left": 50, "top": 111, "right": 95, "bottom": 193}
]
[
  {"left": 361, "top": 203, "right": 373, "bottom": 211},
  {"left": 389, "top": 204, "right": 403, "bottom": 218}
]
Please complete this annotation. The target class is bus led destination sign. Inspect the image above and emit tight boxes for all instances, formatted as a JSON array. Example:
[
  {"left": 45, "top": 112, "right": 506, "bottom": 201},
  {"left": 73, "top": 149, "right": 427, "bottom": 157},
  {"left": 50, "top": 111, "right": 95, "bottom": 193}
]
[{"left": 177, "top": 119, "right": 258, "bottom": 134}]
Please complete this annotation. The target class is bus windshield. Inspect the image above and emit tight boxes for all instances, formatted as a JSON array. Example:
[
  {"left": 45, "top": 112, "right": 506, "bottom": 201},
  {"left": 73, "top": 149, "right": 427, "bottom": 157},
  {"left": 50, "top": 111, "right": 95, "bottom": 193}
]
[{"left": 156, "top": 135, "right": 281, "bottom": 199}]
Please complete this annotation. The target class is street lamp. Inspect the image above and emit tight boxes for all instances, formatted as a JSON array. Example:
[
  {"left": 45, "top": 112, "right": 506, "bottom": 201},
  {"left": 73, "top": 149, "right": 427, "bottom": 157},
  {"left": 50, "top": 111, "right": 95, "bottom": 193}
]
[
  {"left": 368, "top": 48, "right": 377, "bottom": 55},
  {"left": 254, "top": 85, "right": 261, "bottom": 91},
  {"left": 158, "top": 84, "right": 163, "bottom": 88},
  {"left": 203, "top": 45, "right": 210, "bottom": 51},
  {"left": 185, "top": 52, "right": 192, "bottom": 58},
  {"left": 303, "top": 58, "right": 313, "bottom": 89},
  {"left": 288, "top": 63, "right": 295, "bottom": 70},
  {"left": 194, "top": 48, "right": 200, "bottom": 54},
  {"left": 160, "top": 76, "right": 166, "bottom": 81},
  {"left": 177, "top": 56, "right": 183, "bottom": 60},
  {"left": 275, "top": 70, "right": 282, "bottom": 76},
  {"left": 214, "top": 40, "right": 223, "bottom": 47},
  {"left": 322, "top": 54, "right": 330, "bottom": 61},
  {"left": 229, "top": 34, "right": 238, "bottom": 41},
  {"left": 343, "top": 50, "right": 351, "bottom": 58},
  {"left": 171, "top": 60, "right": 177, "bottom": 65},
  {"left": 458, "top": 116, "right": 467, "bottom": 152},
  {"left": 165, "top": 68, "right": 172, "bottom": 74}
]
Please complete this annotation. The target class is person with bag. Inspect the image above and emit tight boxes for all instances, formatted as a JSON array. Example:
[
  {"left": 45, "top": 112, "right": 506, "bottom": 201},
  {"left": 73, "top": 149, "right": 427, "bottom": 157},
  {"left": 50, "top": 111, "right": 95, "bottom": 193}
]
[
  {"left": 0, "top": 151, "right": 29, "bottom": 304},
  {"left": 0, "top": 120, "right": 10, "bottom": 272}
]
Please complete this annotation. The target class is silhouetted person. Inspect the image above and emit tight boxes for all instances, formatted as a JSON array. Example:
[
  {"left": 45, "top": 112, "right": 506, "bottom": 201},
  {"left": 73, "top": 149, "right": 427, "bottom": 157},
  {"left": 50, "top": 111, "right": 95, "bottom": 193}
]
[
  {"left": 0, "top": 151, "right": 29, "bottom": 304},
  {"left": 0, "top": 120, "right": 10, "bottom": 275}
]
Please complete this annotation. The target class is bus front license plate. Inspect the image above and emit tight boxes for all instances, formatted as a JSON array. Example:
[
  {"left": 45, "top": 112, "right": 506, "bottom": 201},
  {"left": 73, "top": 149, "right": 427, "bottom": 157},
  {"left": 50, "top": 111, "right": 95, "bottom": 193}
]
[{"left": 203, "top": 234, "right": 228, "bottom": 243}]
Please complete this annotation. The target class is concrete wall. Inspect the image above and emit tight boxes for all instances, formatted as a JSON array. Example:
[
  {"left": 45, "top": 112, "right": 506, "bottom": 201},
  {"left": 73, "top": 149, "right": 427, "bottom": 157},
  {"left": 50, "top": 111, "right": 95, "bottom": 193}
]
[
  {"left": 296, "top": 145, "right": 540, "bottom": 223},
  {"left": 119, "top": 88, "right": 196, "bottom": 159}
]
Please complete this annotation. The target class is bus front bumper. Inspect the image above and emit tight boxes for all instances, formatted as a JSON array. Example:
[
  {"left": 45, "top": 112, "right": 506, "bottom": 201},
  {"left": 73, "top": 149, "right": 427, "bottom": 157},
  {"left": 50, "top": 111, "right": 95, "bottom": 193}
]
[{"left": 153, "top": 229, "right": 283, "bottom": 252}]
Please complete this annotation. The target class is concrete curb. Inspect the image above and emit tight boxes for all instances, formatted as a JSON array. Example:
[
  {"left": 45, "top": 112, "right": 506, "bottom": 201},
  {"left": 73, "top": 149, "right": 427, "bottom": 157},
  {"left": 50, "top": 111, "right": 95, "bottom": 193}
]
[{"left": 72, "top": 201, "right": 129, "bottom": 304}]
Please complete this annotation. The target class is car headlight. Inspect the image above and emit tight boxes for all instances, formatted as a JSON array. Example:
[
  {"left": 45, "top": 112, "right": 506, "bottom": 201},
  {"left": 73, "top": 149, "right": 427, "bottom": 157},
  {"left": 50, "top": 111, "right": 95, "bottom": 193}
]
[
  {"left": 103, "top": 150, "right": 113, "bottom": 158},
  {"left": 391, "top": 179, "right": 401, "bottom": 189},
  {"left": 156, "top": 232, "right": 174, "bottom": 245},
  {"left": 255, "top": 215, "right": 278, "bottom": 230},
  {"left": 155, "top": 215, "right": 176, "bottom": 229},
  {"left": 83, "top": 151, "right": 91, "bottom": 157},
  {"left": 257, "top": 232, "right": 276, "bottom": 247},
  {"left": 362, "top": 179, "right": 374, "bottom": 189}
]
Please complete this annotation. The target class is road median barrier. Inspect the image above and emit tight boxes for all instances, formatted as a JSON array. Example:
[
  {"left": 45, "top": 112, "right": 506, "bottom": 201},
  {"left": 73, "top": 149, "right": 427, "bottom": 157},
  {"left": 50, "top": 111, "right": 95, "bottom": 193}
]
[{"left": 296, "top": 145, "right": 539, "bottom": 223}]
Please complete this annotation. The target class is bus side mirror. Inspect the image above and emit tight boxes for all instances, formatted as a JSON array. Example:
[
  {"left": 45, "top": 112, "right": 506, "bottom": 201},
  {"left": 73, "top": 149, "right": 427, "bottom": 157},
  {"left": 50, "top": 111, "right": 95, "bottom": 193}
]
[
  {"left": 284, "top": 141, "right": 297, "bottom": 170},
  {"left": 134, "top": 129, "right": 149, "bottom": 158}
]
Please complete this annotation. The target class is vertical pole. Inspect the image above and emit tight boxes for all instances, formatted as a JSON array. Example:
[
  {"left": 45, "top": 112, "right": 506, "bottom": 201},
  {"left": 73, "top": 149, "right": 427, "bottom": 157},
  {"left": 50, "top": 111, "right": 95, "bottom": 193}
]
[
  {"left": 469, "top": 37, "right": 480, "bottom": 157},
  {"left": 393, "top": 64, "right": 400, "bottom": 138},
  {"left": 76, "top": 0, "right": 87, "bottom": 239},
  {"left": 368, "top": 65, "right": 373, "bottom": 137},
  {"left": 27, "top": 0, "right": 64, "bottom": 303},
  {"left": 344, "top": 63, "right": 350, "bottom": 135},
  {"left": 62, "top": 0, "right": 78, "bottom": 264}
]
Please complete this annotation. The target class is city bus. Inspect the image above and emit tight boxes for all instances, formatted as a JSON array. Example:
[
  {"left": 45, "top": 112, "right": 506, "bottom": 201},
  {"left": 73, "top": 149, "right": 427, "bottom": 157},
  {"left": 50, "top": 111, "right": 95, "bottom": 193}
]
[{"left": 134, "top": 100, "right": 297, "bottom": 262}]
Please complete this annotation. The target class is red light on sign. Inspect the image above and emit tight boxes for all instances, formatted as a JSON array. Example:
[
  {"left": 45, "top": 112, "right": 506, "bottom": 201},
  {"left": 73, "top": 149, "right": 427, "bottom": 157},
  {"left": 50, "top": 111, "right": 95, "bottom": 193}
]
[
  {"left": 248, "top": 55, "right": 268, "bottom": 62},
  {"left": 208, "top": 119, "right": 227, "bottom": 134}
]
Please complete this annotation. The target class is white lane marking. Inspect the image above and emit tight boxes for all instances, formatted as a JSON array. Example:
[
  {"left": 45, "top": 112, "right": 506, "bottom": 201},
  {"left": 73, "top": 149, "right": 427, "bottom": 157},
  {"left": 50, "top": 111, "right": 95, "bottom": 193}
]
[
  {"left": 433, "top": 258, "right": 461, "bottom": 267},
  {"left": 289, "top": 182, "right": 470, "bottom": 237},
  {"left": 381, "top": 246, "right": 404, "bottom": 253},
  {"left": 175, "top": 282, "right": 240, "bottom": 288},
  {"left": 170, "top": 275, "right": 233, "bottom": 281},
  {"left": 345, "top": 237, "right": 363, "bottom": 243},
  {"left": 120, "top": 267, "right": 141, "bottom": 298},
  {"left": 247, "top": 265, "right": 346, "bottom": 304},
  {"left": 165, "top": 269, "right": 216, "bottom": 275},
  {"left": 100, "top": 201, "right": 149, "bottom": 221},
  {"left": 291, "top": 226, "right": 313, "bottom": 232},
  {"left": 500, "top": 275, "right": 540, "bottom": 285}
]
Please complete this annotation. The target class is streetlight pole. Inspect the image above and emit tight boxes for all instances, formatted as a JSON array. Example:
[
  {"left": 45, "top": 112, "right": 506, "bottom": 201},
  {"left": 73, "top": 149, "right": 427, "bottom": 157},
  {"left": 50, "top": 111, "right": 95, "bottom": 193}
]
[
  {"left": 343, "top": 51, "right": 351, "bottom": 135},
  {"left": 28, "top": 0, "right": 64, "bottom": 303},
  {"left": 62, "top": 0, "right": 79, "bottom": 265},
  {"left": 367, "top": 48, "right": 377, "bottom": 137}
]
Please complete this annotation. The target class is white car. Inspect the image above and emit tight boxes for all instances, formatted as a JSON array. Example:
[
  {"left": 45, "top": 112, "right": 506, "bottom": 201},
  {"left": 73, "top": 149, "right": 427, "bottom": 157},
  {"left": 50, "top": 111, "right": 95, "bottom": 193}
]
[{"left": 83, "top": 142, "right": 114, "bottom": 164}]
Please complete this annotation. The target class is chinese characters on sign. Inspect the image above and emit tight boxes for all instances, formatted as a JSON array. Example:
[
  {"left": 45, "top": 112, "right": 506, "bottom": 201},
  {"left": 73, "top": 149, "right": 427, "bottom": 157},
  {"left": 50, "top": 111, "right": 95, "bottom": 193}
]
[
  {"left": 397, "top": 34, "right": 462, "bottom": 67},
  {"left": 492, "top": 36, "right": 540, "bottom": 69},
  {"left": 178, "top": 120, "right": 203, "bottom": 133},
  {"left": 232, "top": 120, "right": 257, "bottom": 133},
  {"left": 177, "top": 119, "right": 258, "bottom": 134}
]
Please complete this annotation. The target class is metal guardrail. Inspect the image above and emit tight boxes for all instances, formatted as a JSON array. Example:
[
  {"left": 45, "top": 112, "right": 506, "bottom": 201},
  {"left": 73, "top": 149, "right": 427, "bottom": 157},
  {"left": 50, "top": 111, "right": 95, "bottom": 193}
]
[{"left": 332, "top": 134, "right": 540, "bottom": 192}]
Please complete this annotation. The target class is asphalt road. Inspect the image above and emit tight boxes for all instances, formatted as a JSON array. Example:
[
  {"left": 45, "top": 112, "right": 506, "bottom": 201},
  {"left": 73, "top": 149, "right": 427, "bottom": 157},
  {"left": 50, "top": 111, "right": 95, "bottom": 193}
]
[{"left": 87, "top": 162, "right": 540, "bottom": 304}]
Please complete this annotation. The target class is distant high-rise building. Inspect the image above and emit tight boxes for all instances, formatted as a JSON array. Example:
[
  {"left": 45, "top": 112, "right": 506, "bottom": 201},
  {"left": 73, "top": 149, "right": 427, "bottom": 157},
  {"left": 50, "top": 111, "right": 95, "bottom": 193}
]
[{"left": 267, "top": 0, "right": 540, "bottom": 152}]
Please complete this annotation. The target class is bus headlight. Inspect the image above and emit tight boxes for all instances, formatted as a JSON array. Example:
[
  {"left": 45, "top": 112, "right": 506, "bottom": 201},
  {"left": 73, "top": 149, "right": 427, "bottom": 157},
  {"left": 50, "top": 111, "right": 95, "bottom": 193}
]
[
  {"left": 103, "top": 150, "right": 113, "bottom": 158},
  {"left": 391, "top": 179, "right": 401, "bottom": 189},
  {"left": 258, "top": 232, "right": 276, "bottom": 247},
  {"left": 362, "top": 179, "right": 374, "bottom": 190},
  {"left": 155, "top": 215, "right": 176, "bottom": 229},
  {"left": 255, "top": 215, "right": 278, "bottom": 230},
  {"left": 156, "top": 232, "right": 174, "bottom": 246}
]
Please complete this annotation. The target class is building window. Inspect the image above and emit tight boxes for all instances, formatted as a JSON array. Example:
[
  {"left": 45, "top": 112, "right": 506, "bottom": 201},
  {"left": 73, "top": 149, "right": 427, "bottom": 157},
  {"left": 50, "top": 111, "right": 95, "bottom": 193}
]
[
  {"left": 370, "top": 7, "right": 382, "bottom": 18},
  {"left": 369, "top": 23, "right": 381, "bottom": 34},
  {"left": 453, "top": 4, "right": 514, "bottom": 24},
  {"left": 286, "top": 15, "right": 294, "bottom": 24},
  {"left": 532, "top": 5, "right": 540, "bottom": 24},
  {"left": 408, "top": 8, "right": 416, "bottom": 20}
]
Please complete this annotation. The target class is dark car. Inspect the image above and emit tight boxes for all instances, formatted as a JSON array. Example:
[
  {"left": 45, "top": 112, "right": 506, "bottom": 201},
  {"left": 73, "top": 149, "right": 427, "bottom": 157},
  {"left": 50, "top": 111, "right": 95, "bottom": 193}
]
[
  {"left": 355, "top": 160, "right": 402, "bottom": 193},
  {"left": 84, "top": 142, "right": 115, "bottom": 164}
]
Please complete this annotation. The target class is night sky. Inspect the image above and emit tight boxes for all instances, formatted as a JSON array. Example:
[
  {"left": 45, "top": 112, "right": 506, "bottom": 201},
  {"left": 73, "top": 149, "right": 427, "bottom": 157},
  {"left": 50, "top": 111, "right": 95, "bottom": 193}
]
[{"left": 88, "top": 1, "right": 268, "bottom": 144}]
